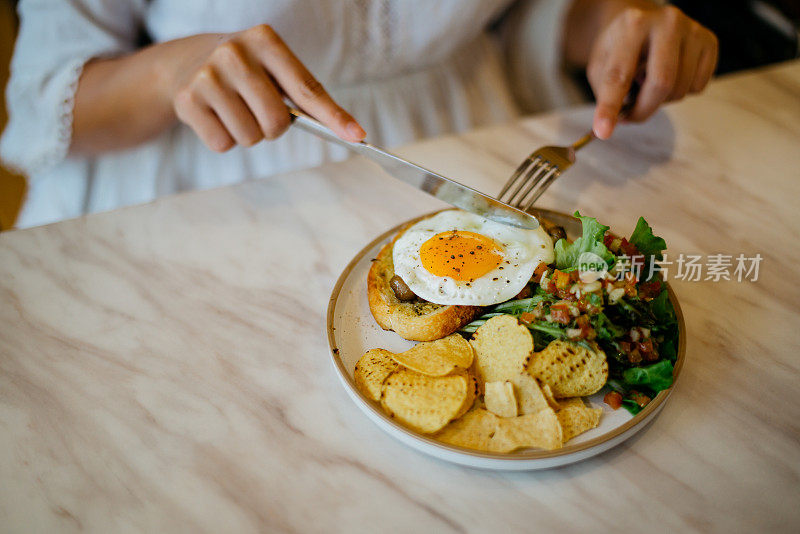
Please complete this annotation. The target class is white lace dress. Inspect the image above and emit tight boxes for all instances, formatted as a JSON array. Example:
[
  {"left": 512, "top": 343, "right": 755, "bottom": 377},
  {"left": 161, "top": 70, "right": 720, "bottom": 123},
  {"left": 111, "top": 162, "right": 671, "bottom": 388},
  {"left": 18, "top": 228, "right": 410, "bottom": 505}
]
[{"left": 1, "top": 0, "right": 583, "bottom": 228}]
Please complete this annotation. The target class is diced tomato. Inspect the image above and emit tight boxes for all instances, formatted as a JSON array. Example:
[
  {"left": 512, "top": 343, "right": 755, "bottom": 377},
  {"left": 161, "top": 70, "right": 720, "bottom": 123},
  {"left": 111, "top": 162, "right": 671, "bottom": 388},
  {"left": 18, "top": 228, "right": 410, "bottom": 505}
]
[
  {"left": 638, "top": 338, "right": 659, "bottom": 361},
  {"left": 552, "top": 270, "right": 571, "bottom": 290},
  {"left": 558, "top": 288, "right": 577, "bottom": 301},
  {"left": 519, "top": 312, "right": 537, "bottom": 325},
  {"left": 569, "top": 270, "right": 580, "bottom": 283},
  {"left": 619, "top": 238, "right": 640, "bottom": 257},
  {"left": 603, "top": 233, "right": 614, "bottom": 247},
  {"left": 638, "top": 280, "right": 662, "bottom": 300},
  {"left": 624, "top": 272, "right": 638, "bottom": 297},
  {"left": 604, "top": 391, "right": 623, "bottom": 410},
  {"left": 573, "top": 315, "right": 595, "bottom": 339},
  {"left": 533, "top": 262, "right": 549, "bottom": 281},
  {"left": 629, "top": 390, "right": 651, "bottom": 408},
  {"left": 549, "top": 303, "right": 571, "bottom": 324}
]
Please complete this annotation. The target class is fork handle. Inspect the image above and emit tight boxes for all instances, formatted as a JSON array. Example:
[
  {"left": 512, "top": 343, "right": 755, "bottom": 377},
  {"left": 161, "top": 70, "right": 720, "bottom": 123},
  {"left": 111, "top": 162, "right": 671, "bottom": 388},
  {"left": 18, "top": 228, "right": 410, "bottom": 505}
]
[
  {"left": 572, "top": 79, "right": 641, "bottom": 152},
  {"left": 572, "top": 132, "right": 595, "bottom": 152}
]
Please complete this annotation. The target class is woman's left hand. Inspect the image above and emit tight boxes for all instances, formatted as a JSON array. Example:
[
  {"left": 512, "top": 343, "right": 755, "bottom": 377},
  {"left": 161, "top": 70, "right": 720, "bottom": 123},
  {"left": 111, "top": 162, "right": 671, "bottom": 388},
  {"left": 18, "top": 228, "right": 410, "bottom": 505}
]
[{"left": 570, "top": 2, "right": 719, "bottom": 139}]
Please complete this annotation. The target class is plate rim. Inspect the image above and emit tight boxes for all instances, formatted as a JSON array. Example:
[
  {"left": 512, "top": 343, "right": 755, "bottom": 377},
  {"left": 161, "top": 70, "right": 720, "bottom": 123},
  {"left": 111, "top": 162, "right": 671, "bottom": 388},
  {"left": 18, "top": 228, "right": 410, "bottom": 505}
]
[{"left": 327, "top": 209, "right": 687, "bottom": 462}]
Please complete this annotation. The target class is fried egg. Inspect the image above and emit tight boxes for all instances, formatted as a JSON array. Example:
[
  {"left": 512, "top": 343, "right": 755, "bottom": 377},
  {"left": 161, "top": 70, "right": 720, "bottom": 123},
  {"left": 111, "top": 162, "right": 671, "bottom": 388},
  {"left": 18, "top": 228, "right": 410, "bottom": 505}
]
[{"left": 393, "top": 210, "right": 554, "bottom": 306}]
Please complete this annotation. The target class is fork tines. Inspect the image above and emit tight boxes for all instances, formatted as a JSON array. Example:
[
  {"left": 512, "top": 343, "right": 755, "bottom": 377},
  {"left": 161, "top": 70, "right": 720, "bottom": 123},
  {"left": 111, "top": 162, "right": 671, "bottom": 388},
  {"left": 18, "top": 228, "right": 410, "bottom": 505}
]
[{"left": 498, "top": 156, "right": 561, "bottom": 213}]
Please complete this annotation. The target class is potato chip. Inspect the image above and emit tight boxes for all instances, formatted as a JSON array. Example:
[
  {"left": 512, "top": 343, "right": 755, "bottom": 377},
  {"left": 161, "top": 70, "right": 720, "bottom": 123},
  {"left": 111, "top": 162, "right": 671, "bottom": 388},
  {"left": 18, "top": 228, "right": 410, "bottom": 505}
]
[
  {"left": 527, "top": 340, "right": 608, "bottom": 398},
  {"left": 541, "top": 383, "right": 560, "bottom": 411},
  {"left": 381, "top": 369, "right": 471, "bottom": 433},
  {"left": 557, "top": 398, "right": 603, "bottom": 443},
  {"left": 389, "top": 334, "right": 473, "bottom": 376},
  {"left": 470, "top": 315, "right": 533, "bottom": 387},
  {"left": 456, "top": 375, "right": 479, "bottom": 419},
  {"left": 435, "top": 407, "right": 499, "bottom": 450},
  {"left": 511, "top": 372, "right": 551, "bottom": 415},
  {"left": 354, "top": 349, "right": 400, "bottom": 401},
  {"left": 490, "top": 408, "right": 563, "bottom": 452},
  {"left": 484, "top": 381, "right": 517, "bottom": 418}
]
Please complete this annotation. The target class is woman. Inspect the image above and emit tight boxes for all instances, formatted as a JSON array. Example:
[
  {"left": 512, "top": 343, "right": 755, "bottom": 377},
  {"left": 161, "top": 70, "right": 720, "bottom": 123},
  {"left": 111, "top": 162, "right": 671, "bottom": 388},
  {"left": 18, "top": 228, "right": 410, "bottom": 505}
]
[{"left": 1, "top": 0, "right": 717, "bottom": 228}]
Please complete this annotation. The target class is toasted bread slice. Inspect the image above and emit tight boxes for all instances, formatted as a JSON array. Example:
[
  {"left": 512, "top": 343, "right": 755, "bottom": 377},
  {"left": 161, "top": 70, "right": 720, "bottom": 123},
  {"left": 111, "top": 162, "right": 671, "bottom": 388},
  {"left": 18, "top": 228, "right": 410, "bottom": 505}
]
[{"left": 367, "top": 230, "right": 480, "bottom": 341}]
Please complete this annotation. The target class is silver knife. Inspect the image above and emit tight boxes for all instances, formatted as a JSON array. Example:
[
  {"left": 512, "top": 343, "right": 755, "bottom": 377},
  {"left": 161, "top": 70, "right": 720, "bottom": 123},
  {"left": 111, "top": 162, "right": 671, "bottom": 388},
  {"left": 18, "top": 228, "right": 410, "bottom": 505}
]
[{"left": 289, "top": 108, "right": 539, "bottom": 230}]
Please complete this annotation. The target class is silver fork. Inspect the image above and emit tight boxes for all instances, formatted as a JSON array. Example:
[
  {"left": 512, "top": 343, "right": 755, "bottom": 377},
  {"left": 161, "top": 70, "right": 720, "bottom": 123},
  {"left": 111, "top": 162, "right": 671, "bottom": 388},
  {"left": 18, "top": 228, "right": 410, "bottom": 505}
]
[
  {"left": 499, "top": 83, "right": 640, "bottom": 212},
  {"left": 497, "top": 132, "right": 595, "bottom": 213}
]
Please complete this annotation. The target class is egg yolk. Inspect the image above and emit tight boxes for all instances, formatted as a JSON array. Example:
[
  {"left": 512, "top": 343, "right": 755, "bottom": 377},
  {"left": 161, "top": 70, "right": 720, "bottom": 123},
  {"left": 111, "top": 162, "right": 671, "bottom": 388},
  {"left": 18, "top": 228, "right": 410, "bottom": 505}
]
[{"left": 420, "top": 231, "right": 503, "bottom": 281}]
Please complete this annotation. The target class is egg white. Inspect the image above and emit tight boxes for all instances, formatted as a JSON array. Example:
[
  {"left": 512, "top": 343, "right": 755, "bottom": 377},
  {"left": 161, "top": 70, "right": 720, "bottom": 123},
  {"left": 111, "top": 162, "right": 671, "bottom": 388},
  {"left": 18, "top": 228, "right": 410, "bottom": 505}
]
[{"left": 392, "top": 210, "right": 554, "bottom": 306}]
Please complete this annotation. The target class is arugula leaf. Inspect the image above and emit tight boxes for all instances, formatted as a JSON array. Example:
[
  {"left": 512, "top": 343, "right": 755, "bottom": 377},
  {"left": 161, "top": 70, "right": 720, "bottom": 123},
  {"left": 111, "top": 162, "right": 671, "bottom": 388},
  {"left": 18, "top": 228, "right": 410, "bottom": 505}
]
[
  {"left": 622, "top": 360, "right": 674, "bottom": 391},
  {"left": 621, "top": 399, "right": 642, "bottom": 415},
  {"left": 650, "top": 289, "right": 676, "bottom": 324},
  {"left": 629, "top": 216, "right": 667, "bottom": 261},
  {"left": 554, "top": 212, "right": 614, "bottom": 270},
  {"left": 590, "top": 312, "right": 626, "bottom": 340},
  {"left": 526, "top": 321, "right": 568, "bottom": 339},
  {"left": 491, "top": 293, "right": 553, "bottom": 314}
]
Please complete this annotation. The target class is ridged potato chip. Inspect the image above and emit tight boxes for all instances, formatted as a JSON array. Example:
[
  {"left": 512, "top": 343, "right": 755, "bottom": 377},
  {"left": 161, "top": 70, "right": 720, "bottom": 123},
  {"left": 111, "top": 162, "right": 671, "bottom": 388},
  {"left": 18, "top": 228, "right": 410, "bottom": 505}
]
[
  {"left": 435, "top": 407, "right": 499, "bottom": 450},
  {"left": 470, "top": 315, "right": 533, "bottom": 387},
  {"left": 490, "top": 408, "right": 563, "bottom": 452},
  {"left": 354, "top": 349, "right": 400, "bottom": 401},
  {"left": 527, "top": 340, "right": 608, "bottom": 398},
  {"left": 557, "top": 398, "right": 603, "bottom": 443},
  {"left": 389, "top": 334, "right": 473, "bottom": 376},
  {"left": 381, "top": 369, "right": 471, "bottom": 433},
  {"left": 484, "top": 381, "right": 517, "bottom": 418}
]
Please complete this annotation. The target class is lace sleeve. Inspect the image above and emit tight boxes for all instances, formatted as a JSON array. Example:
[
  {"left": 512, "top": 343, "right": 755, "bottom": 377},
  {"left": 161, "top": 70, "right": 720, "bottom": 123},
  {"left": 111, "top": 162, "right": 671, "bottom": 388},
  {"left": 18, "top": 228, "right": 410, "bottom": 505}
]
[{"left": 0, "top": 0, "right": 146, "bottom": 176}]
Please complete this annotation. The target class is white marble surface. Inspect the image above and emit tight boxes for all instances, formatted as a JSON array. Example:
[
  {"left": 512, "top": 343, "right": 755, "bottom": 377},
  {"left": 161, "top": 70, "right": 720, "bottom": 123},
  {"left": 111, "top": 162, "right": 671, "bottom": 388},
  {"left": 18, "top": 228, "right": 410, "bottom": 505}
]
[{"left": 2, "top": 61, "right": 800, "bottom": 533}]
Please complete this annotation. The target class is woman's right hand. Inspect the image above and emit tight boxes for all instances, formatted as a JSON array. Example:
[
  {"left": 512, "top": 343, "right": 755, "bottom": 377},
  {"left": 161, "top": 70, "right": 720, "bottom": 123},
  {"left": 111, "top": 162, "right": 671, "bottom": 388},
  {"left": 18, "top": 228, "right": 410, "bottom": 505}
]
[{"left": 166, "top": 24, "right": 365, "bottom": 152}]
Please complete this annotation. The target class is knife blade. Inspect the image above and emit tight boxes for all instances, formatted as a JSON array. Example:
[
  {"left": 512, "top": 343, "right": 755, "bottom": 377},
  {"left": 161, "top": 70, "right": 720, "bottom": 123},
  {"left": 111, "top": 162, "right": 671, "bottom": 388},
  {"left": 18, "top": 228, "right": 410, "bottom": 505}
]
[{"left": 289, "top": 109, "right": 539, "bottom": 230}]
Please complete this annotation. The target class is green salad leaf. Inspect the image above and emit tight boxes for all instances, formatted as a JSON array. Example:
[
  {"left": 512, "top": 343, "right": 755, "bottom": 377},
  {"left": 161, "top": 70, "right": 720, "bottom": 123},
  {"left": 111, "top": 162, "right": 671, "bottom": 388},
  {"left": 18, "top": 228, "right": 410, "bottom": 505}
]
[
  {"left": 622, "top": 360, "right": 674, "bottom": 391},
  {"left": 650, "top": 289, "right": 676, "bottom": 324},
  {"left": 554, "top": 212, "right": 614, "bottom": 270},
  {"left": 622, "top": 399, "right": 643, "bottom": 415},
  {"left": 650, "top": 289, "right": 679, "bottom": 361},
  {"left": 629, "top": 216, "right": 667, "bottom": 261},
  {"left": 590, "top": 312, "right": 626, "bottom": 341}
]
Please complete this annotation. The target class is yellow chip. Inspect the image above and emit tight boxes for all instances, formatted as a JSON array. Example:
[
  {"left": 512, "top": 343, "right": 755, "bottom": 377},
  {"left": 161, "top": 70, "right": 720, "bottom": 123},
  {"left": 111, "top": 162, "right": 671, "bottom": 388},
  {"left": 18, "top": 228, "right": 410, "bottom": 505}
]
[
  {"left": 527, "top": 340, "right": 608, "bottom": 398},
  {"left": 490, "top": 408, "right": 563, "bottom": 452},
  {"left": 557, "top": 398, "right": 603, "bottom": 443},
  {"left": 470, "top": 315, "right": 533, "bottom": 387},
  {"left": 484, "top": 381, "right": 518, "bottom": 418},
  {"left": 456, "top": 375, "right": 479, "bottom": 419},
  {"left": 541, "top": 383, "right": 560, "bottom": 411},
  {"left": 389, "top": 334, "right": 473, "bottom": 376},
  {"left": 380, "top": 369, "right": 471, "bottom": 433},
  {"left": 511, "top": 372, "right": 551, "bottom": 415},
  {"left": 435, "top": 407, "right": 499, "bottom": 450},
  {"left": 354, "top": 349, "right": 400, "bottom": 401}
]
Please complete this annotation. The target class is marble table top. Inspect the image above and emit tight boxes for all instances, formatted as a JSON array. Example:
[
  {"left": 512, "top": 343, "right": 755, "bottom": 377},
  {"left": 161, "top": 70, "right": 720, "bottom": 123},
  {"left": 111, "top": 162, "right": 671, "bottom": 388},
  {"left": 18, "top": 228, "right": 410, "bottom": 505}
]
[{"left": 2, "top": 60, "right": 799, "bottom": 533}]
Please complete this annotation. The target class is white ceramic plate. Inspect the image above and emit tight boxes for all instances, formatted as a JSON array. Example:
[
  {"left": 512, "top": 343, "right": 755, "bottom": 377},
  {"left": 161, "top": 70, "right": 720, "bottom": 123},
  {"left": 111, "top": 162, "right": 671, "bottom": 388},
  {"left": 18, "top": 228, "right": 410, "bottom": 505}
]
[{"left": 328, "top": 209, "right": 686, "bottom": 470}]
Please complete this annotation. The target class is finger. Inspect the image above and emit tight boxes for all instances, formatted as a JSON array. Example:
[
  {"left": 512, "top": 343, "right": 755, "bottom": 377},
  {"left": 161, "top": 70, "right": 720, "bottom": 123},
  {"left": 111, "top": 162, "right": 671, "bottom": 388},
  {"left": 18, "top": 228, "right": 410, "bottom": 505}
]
[
  {"left": 243, "top": 25, "right": 365, "bottom": 142},
  {"left": 690, "top": 33, "right": 718, "bottom": 93},
  {"left": 212, "top": 41, "right": 291, "bottom": 140},
  {"left": 669, "top": 33, "right": 703, "bottom": 101},
  {"left": 588, "top": 10, "right": 650, "bottom": 139},
  {"left": 627, "top": 23, "right": 681, "bottom": 122},
  {"left": 195, "top": 66, "right": 263, "bottom": 147},
  {"left": 174, "top": 91, "right": 235, "bottom": 152}
]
